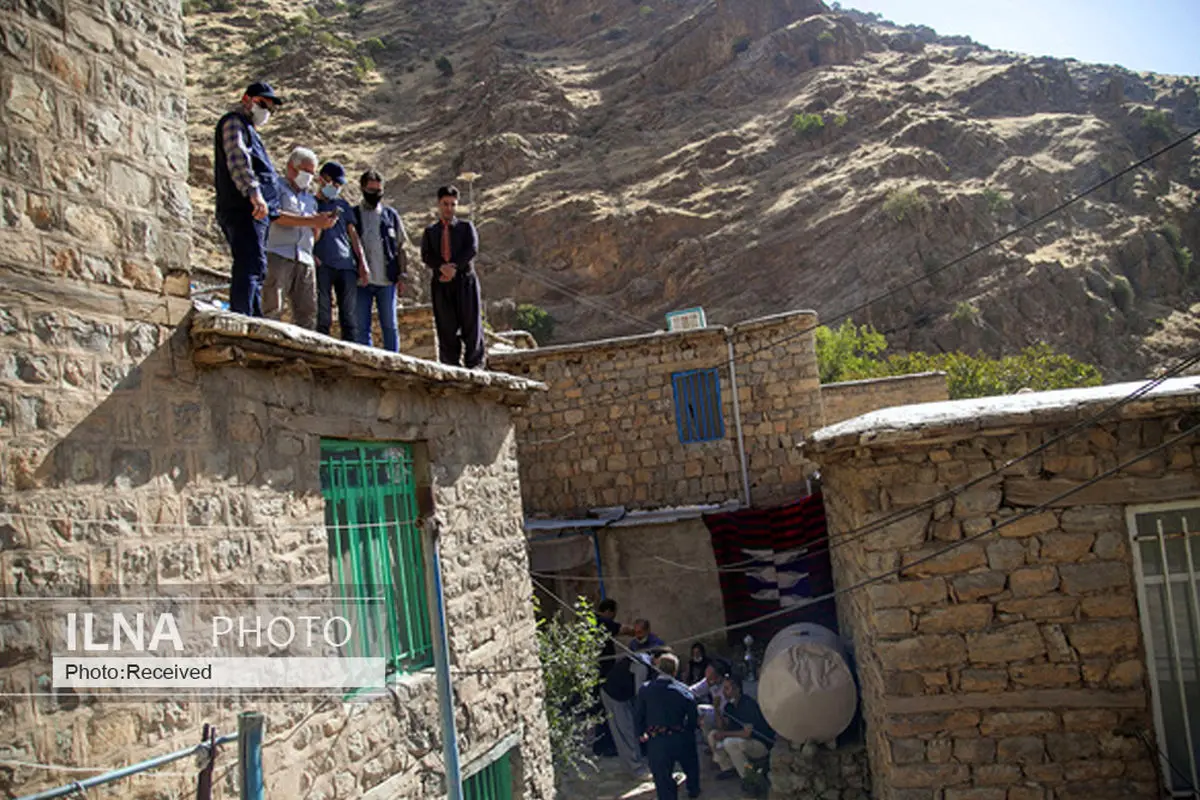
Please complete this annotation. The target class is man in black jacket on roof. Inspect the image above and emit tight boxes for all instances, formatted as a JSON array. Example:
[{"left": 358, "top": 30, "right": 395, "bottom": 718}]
[{"left": 420, "top": 185, "right": 486, "bottom": 369}]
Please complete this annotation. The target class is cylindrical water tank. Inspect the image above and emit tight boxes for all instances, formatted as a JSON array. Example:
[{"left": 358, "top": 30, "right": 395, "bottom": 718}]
[{"left": 757, "top": 623, "right": 857, "bottom": 745}]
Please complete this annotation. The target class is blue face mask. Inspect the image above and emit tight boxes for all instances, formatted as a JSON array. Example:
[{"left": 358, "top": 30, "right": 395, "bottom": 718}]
[{"left": 321, "top": 184, "right": 340, "bottom": 200}]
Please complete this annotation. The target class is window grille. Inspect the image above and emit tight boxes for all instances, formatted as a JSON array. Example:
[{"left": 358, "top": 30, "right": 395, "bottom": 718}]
[
  {"left": 672, "top": 368, "right": 725, "bottom": 443},
  {"left": 320, "top": 440, "right": 433, "bottom": 675},
  {"left": 1129, "top": 502, "right": 1200, "bottom": 796},
  {"left": 464, "top": 750, "right": 514, "bottom": 800}
]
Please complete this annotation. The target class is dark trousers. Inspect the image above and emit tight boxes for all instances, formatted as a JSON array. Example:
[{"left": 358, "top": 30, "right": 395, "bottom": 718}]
[
  {"left": 647, "top": 732, "right": 699, "bottom": 800},
  {"left": 431, "top": 270, "right": 485, "bottom": 368},
  {"left": 219, "top": 213, "right": 269, "bottom": 317},
  {"left": 317, "top": 266, "right": 359, "bottom": 342}
]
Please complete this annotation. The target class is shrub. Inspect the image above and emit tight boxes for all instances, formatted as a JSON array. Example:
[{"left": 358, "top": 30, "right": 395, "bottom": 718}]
[
  {"left": 361, "top": 37, "right": 386, "bottom": 53},
  {"left": 983, "top": 187, "right": 1011, "bottom": 214},
  {"left": 211, "top": 0, "right": 234, "bottom": 10},
  {"left": 791, "top": 112, "right": 825, "bottom": 138},
  {"left": 732, "top": 35, "right": 751, "bottom": 54},
  {"left": 832, "top": 113, "right": 848, "bottom": 127},
  {"left": 435, "top": 55, "right": 453, "bottom": 77},
  {"left": 883, "top": 188, "right": 929, "bottom": 223},
  {"left": 264, "top": 44, "right": 283, "bottom": 60},
  {"left": 1110, "top": 275, "right": 1134, "bottom": 311},
  {"left": 815, "top": 321, "right": 1103, "bottom": 399},
  {"left": 951, "top": 301, "right": 981, "bottom": 325},
  {"left": 817, "top": 30, "right": 836, "bottom": 43},
  {"left": 353, "top": 55, "right": 376, "bottom": 81},
  {"left": 639, "top": 4, "right": 653, "bottom": 16},
  {"left": 1142, "top": 109, "right": 1175, "bottom": 142},
  {"left": 515, "top": 304, "right": 556, "bottom": 344},
  {"left": 537, "top": 596, "right": 606, "bottom": 780}
]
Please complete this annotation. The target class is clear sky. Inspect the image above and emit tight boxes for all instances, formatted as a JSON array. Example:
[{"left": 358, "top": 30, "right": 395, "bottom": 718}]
[{"left": 843, "top": 0, "right": 1200, "bottom": 77}]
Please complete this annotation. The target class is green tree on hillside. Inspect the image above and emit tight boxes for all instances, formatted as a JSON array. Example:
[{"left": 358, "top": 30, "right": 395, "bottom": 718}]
[{"left": 814, "top": 320, "right": 1103, "bottom": 399}]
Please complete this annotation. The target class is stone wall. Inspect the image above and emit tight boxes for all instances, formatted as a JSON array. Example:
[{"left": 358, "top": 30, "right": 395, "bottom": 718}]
[
  {"left": 491, "top": 311, "right": 824, "bottom": 515},
  {"left": 810, "top": 408, "right": 1196, "bottom": 800},
  {"left": 820, "top": 372, "right": 948, "bottom": 426},
  {"left": 1, "top": 304, "right": 556, "bottom": 798},
  {"left": 770, "top": 741, "right": 871, "bottom": 800}
]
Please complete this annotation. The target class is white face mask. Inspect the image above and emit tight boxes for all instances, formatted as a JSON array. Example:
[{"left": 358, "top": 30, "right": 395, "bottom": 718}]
[
  {"left": 294, "top": 170, "right": 314, "bottom": 190},
  {"left": 250, "top": 104, "right": 270, "bottom": 127}
]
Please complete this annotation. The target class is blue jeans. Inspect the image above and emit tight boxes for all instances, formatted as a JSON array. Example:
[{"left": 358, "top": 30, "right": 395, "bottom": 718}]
[
  {"left": 317, "top": 266, "right": 358, "bottom": 342},
  {"left": 219, "top": 213, "right": 269, "bottom": 317},
  {"left": 356, "top": 284, "right": 398, "bottom": 351}
]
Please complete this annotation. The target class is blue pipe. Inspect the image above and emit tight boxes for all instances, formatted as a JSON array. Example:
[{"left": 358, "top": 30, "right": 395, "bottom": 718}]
[
  {"left": 430, "top": 530, "right": 465, "bottom": 799},
  {"left": 238, "top": 711, "right": 264, "bottom": 800}
]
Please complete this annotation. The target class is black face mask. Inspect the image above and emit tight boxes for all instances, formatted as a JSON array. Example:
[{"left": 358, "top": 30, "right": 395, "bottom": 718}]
[{"left": 362, "top": 191, "right": 382, "bottom": 208}]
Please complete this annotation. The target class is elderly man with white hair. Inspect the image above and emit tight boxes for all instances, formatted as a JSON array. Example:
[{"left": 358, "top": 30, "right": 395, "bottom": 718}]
[{"left": 263, "top": 146, "right": 336, "bottom": 328}]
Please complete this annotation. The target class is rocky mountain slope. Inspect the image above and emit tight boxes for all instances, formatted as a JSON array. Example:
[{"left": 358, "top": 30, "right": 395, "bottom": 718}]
[{"left": 183, "top": 0, "right": 1200, "bottom": 378}]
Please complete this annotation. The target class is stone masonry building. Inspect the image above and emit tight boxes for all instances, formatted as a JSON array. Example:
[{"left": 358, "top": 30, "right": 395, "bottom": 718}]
[
  {"left": 0, "top": 1, "right": 554, "bottom": 797},
  {"left": 808, "top": 378, "right": 1200, "bottom": 800}
]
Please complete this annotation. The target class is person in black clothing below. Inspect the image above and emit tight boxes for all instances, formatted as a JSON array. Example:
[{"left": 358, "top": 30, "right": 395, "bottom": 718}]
[
  {"left": 213, "top": 81, "right": 284, "bottom": 317},
  {"left": 709, "top": 673, "right": 776, "bottom": 781},
  {"left": 593, "top": 598, "right": 633, "bottom": 758},
  {"left": 420, "top": 186, "right": 486, "bottom": 368},
  {"left": 684, "top": 642, "right": 710, "bottom": 686},
  {"left": 636, "top": 652, "right": 700, "bottom": 800}
]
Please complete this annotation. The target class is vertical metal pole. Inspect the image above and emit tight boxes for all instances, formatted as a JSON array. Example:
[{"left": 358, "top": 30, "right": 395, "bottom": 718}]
[
  {"left": 428, "top": 527, "right": 464, "bottom": 800},
  {"left": 726, "top": 334, "right": 752, "bottom": 507},
  {"left": 238, "top": 712, "right": 265, "bottom": 800},
  {"left": 195, "top": 724, "right": 216, "bottom": 800},
  {"left": 1156, "top": 519, "right": 1199, "bottom": 791}
]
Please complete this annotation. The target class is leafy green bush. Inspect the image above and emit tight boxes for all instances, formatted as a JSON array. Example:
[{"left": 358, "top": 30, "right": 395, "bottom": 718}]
[
  {"left": 362, "top": 37, "right": 386, "bottom": 53},
  {"left": 1110, "top": 275, "right": 1134, "bottom": 311},
  {"left": 211, "top": 0, "right": 234, "bottom": 11},
  {"left": 516, "top": 304, "right": 556, "bottom": 344},
  {"left": 983, "top": 187, "right": 1011, "bottom": 214},
  {"left": 832, "top": 113, "right": 848, "bottom": 128},
  {"left": 817, "top": 30, "right": 836, "bottom": 43},
  {"left": 883, "top": 188, "right": 929, "bottom": 223},
  {"left": 264, "top": 44, "right": 283, "bottom": 60},
  {"left": 815, "top": 321, "right": 1103, "bottom": 398},
  {"left": 639, "top": 4, "right": 654, "bottom": 16},
  {"left": 732, "top": 36, "right": 751, "bottom": 54},
  {"left": 354, "top": 55, "right": 376, "bottom": 81},
  {"left": 791, "top": 112, "right": 825, "bottom": 137},
  {"left": 1161, "top": 223, "right": 1194, "bottom": 275},
  {"left": 951, "top": 301, "right": 981, "bottom": 325},
  {"left": 435, "top": 55, "right": 454, "bottom": 77},
  {"left": 1142, "top": 109, "right": 1175, "bottom": 142},
  {"left": 537, "top": 596, "right": 605, "bottom": 780}
]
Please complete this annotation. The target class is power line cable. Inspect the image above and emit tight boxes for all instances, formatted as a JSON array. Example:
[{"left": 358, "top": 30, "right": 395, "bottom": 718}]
[{"left": 494, "top": 259, "right": 661, "bottom": 332}]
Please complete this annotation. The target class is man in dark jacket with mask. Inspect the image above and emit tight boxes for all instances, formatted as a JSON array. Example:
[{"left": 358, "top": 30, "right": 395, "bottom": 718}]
[
  {"left": 636, "top": 652, "right": 700, "bottom": 799},
  {"left": 354, "top": 169, "right": 409, "bottom": 351},
  {"left": 213, "top": 81, "right": 284, "bottom": 317}
]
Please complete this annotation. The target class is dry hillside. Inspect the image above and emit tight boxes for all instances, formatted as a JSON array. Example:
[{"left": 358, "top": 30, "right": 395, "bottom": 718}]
[{"left": 183, "top": 0, "right": 1200, "bottom": 378}]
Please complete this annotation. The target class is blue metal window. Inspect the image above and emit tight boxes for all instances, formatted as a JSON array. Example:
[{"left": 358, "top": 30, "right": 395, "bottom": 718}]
[
  {"left": 465, "top": 750, "right": 514, "bottom": 800},
  {"left": 671, "top": 368, "right": 725, "bottom": 443}
]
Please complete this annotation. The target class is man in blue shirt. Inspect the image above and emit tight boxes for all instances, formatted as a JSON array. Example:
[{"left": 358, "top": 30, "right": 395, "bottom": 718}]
[
  {"left": 263, "top": 146, "right": 335, "bottom": 328},
  {"left": 635, "top": 652, "right": 700, "bottom": 799},
  {"left": 313, "top": 162, "right": 368, "bottom": 342},
  {"left": 630, "top": 618, "right": 667, "bottom": 652},
  {"left": 420, "top": 186, "right": 486, "bottom": 368}
]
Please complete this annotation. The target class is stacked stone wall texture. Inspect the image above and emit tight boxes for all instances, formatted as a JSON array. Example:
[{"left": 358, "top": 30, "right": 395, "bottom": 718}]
[
  {"left": 820, "top": 372, "right": 949, "bottom": 426},
  {"left": 0, "top": 1, "right": 553, "bottom": 796},
  {"left": 816, "top": 414, "right": 1195, "bottom": 800},
  {"left": 491, "top": 312, "right": 824, "bottom": 515},
  {"left": 770, "top": 741, "right": 870, "bottom": 800}
]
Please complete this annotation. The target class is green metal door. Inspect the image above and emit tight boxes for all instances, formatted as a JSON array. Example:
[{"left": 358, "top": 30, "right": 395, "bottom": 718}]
[
  {"left": 464, "top": 751, "right": 514, "bottom": 800},
  {"left": 320, "top": 440, "right": 433, "bottom": 674}
]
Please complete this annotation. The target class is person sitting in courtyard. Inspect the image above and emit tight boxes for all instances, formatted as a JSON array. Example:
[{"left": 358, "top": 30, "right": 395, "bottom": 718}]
[{"left": 708, "top": 673, "right": 776, "bottom": 781}]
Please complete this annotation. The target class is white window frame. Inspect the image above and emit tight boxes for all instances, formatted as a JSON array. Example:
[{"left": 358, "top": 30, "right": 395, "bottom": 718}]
[{"left": 1127, "top": 499, "right": 1200, "bottom": 797}]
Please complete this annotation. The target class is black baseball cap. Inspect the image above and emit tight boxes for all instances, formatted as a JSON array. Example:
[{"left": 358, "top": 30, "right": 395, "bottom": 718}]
[
  {"left": 320, "top": 161, "right": 347, "bottom": 185},
  {"left": 245, "top": 81, "right": 284, "bottom": 106}
]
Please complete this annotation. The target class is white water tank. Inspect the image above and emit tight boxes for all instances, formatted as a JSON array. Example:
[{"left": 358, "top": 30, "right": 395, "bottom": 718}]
[{"left": 757, "top": 623, "right": 857, "bottom": 745}]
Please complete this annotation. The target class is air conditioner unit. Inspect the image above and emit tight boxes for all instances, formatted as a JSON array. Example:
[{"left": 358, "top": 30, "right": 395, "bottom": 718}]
[{"left": 666, "top": 307, "right": 707, "bottom": 331}]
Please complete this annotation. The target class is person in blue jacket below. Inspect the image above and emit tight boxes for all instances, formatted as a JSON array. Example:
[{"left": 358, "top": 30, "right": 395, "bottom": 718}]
[
  {"left": 313, "top": 162, "right": 368, "bottom": 342},
  {"left": 213, "top": 81, "right": 284, "bottom": 317},
  {"left": 420, "top": 186, "right": 486, "bottom": 369},
  {"left": 353, "top": 169, "right": 409, "bottom": 351},
  {"left": 635, "top": 652, "right": 701, "bottom": 800}
]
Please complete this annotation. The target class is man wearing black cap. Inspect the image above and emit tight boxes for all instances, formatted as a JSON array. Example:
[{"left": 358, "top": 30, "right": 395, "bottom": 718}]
[
  {"left": 213, "top": 81, "right": 284, "bottom": 317},
  {"left": 314, "top": 161, "right": 368, "bottom": 342},
  {"left": 420, "top": 186, "right": 486, "bottom": 369}
]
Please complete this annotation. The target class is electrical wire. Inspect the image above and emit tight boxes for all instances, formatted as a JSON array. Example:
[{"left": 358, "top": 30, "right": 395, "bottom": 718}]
[{"left": 494, "top": 259, "right": 661, "bottom": 333}]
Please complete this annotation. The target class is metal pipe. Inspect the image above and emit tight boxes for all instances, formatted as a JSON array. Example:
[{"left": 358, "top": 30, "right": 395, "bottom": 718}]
[
  {"left": 429, "top": 527, "right": 465, "bottom": 799},
  {"left": 726, "top": 333, "right": 752, "bottom": 507},
  {"left": 17, "top": 734, "right": 237, "bottom": 800},
  {"left": 238, "top": 712, "right": 265, "bottom": 800},
  {"left": 591, "top": 530, "right": 607, "bottom": 600}
]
